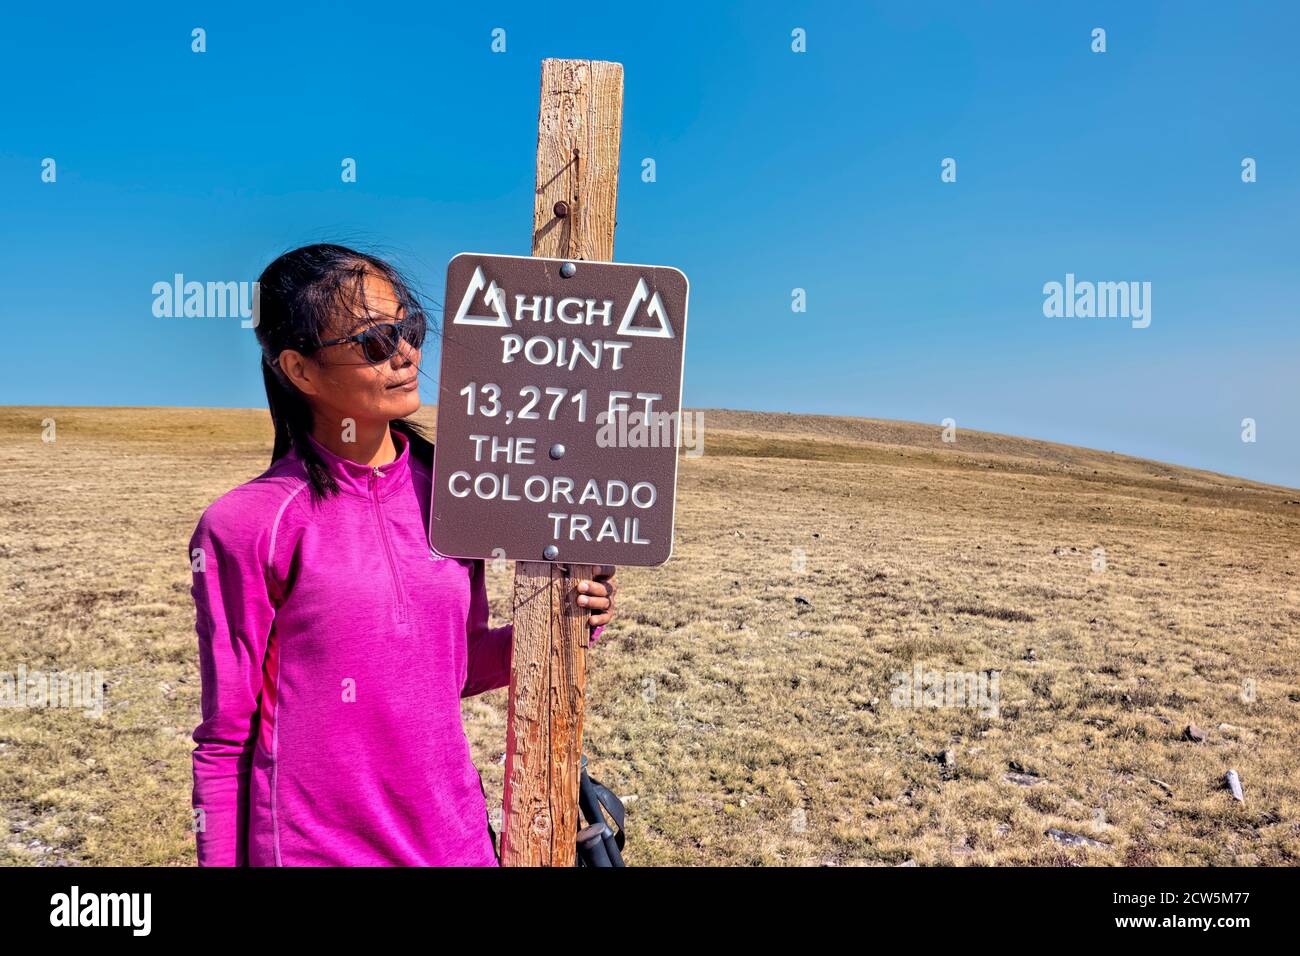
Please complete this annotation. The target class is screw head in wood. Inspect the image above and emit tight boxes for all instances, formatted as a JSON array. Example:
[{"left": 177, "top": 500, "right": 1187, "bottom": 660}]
[
  {"left": 560, "top": 261, "right": 576, "bottom": 278},
  {"left": 553, "top": 201, "right": 569, "bottom": 218}
]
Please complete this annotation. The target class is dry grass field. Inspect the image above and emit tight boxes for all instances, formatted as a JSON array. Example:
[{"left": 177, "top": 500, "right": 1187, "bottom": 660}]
[{"left": 1, "top": 405, "right": 1297, "bottom": 866}]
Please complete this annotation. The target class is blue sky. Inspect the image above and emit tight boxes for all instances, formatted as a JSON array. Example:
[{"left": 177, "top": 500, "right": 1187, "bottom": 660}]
[{"left": 2, "top": 1, "right": 1296, "bottom": 486}]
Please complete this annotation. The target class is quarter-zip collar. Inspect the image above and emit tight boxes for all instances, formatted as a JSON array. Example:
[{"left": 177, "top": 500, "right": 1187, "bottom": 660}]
[{"left": 300, "top": 427, "right": 412, "bottom": 500}]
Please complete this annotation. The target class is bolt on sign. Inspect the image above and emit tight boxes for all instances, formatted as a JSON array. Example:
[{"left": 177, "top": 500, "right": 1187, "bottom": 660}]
[{"left": 430, "top": 253, "right": 689, "bottom": 567}]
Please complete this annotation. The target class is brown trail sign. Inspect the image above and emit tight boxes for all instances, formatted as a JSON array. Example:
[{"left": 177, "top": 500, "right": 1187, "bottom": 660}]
[
  {"left": 430, "top": 252, "right": 688, "bottom": 567},
  {"left": 427, "top": 59, "right": 687, "bottom": 865}
]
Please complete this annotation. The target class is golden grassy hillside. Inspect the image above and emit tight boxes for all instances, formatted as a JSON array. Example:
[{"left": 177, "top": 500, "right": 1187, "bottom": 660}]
[{"left": 0, "top": 406, "right": 1297, "bottom": 865}]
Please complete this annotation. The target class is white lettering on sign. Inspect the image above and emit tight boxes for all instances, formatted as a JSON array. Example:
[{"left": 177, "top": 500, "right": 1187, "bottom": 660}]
[
  {"left": 468, "top": 434, "right": 536, "bottom": 464},
  {"left": 453, "top": 266, "right": 674, "bottom": 339},
  {"left": 547, "top": 513, "right": 650, "bottom": 544},
  {"left": 606, "top": 391, "right": 664, "bottom": 420},
  {"left": 447, "top": 472, "right": 657, "bottom": 509},
  {"left": 500, "top": 335, "right": 632, "bottom": 370},
  {"left": 513, "top": 295, "right": 616, "bottom": 326}
]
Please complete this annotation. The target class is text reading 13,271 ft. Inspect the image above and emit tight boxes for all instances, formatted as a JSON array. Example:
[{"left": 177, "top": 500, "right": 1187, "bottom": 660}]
[{"left": 460, "top": 382, "right": 589, "bottom": 424}]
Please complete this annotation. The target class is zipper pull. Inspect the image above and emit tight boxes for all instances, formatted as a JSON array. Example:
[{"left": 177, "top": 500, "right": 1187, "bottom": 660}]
[{"left": 372, "top": 465, "right": 385, "bottom": 478}]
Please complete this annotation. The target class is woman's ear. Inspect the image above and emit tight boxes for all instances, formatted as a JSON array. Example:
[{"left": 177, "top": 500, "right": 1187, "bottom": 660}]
[{"left": 277, "top": 349, "right": 321, "bottom": 398}]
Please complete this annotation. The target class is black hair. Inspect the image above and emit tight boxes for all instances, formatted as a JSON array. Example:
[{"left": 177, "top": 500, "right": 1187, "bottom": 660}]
[{"left": 253, "top": 242, "right": 436, "bottom": 502}]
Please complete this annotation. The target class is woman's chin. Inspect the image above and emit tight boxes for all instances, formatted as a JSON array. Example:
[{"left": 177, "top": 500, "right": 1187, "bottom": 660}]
[{"left": 385, "top": 390, "right": 422, "bottom": 418}]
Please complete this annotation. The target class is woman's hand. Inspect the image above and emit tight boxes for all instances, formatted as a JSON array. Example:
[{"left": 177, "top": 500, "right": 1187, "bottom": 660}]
[{"left": 577, "top": 565, "right": 617, "bottom": 633}]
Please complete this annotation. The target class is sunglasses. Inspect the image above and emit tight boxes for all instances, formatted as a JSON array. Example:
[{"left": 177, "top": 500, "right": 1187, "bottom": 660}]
[{"left": 317, "top": 312, "right": 426, "bottom": 364}]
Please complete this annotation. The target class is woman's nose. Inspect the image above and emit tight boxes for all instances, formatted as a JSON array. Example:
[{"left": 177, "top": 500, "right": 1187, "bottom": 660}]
[{"left": 391, "top": 338, "right": 418, "bottom": 367}]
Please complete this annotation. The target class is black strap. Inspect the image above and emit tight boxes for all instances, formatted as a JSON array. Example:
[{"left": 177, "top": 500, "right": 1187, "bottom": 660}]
[
  {"left": 588, "top": 779, "right": 626, "bottom": 851},
  {"left": 575, "top": 760, "right": 627, "bottom": 866}
]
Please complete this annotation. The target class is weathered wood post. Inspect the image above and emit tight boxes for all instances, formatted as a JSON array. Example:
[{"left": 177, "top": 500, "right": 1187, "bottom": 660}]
[{"left": 500, "top": 58, "right": 624, "bottom": 867}]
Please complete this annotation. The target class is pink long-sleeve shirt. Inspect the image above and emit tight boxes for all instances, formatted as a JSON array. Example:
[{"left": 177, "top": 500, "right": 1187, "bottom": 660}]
[{"left": 188, "top": 428, "right": 602, "bottom": 866}]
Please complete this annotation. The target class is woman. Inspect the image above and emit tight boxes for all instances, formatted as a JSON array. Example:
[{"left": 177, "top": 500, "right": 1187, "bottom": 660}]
[{"left": 188, "top": 243, "right": 618, "bottom": 866}]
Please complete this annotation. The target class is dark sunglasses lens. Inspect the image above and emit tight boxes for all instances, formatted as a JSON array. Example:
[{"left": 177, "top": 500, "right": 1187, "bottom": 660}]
[
  {"left": 359, "top": 324, "right": 402, "bottom": 362},
  {"left": 401, "top": 313, "right": 426, "bottom": 349}
]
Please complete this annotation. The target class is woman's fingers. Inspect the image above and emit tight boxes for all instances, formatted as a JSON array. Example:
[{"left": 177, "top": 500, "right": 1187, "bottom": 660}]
[
  {"left": 576, "top": 589, "right": 610, "bottom": 609},
  {"left": 577, "top": 566, "right": 617, "bottom": 628}
]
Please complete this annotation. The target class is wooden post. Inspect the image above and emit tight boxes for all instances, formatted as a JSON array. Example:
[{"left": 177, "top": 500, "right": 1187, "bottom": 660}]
[{"left": 499, "top": 58, "right": 624, "bottom": 867}]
